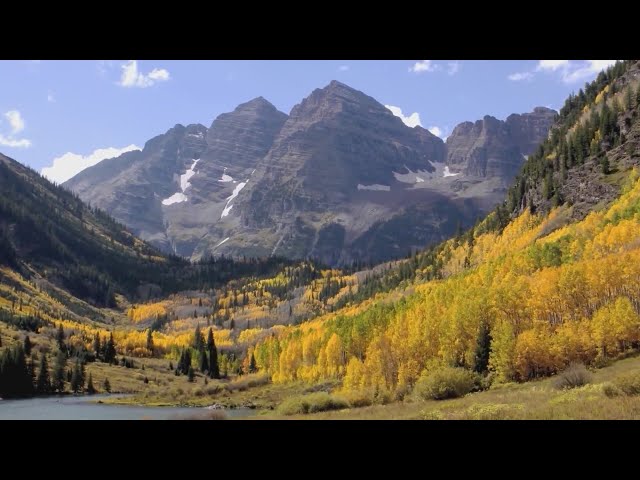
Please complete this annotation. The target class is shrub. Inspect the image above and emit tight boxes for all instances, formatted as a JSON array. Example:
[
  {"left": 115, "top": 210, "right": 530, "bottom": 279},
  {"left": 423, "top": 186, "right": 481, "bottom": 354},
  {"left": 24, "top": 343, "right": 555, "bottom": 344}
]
[
  {"left": 602, "top": 382, "right": 622, "bottom": 398},
  {"left": 612, "top": 372, "right": 640, "bottom": 396},
  {"left": 553, "top": 363, "right": 592, "bottom": 390},
  {"left": 340, "top": 391, "right": 373, "bottom": 408},
  {"left": 277, "top": 392, "right": 349, "bottom": 416},
  {"left": 414, "top": 367, "right": 479, "bottom": 401},
  {"left": 224, "top": 374, "right": 270, "bottom": 393}
]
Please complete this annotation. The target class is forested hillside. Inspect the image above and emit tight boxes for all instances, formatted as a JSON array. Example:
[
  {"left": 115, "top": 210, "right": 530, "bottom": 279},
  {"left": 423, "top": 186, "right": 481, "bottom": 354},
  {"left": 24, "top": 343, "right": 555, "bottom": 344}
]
[{"left": 248, "top": 60, "right": 640, "bottom": 400}]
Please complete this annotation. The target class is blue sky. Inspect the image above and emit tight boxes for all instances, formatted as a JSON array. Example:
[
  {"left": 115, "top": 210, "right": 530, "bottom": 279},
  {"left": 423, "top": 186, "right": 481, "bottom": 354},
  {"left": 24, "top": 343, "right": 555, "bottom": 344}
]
[{"left": 0, "top": 60, "right": 616, "bottom": 183}]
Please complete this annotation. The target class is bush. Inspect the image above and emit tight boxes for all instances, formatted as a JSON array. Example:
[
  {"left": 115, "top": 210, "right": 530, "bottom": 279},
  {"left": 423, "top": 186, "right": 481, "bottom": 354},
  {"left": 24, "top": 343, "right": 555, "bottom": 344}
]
[
  {"left": 553, "top": 363, "right": 592, "bottom": 390},
  {"left": 602, "top": 382, "right": 622, "bottom": 398},
  {"left": 277, "top": 392, "right": 349, "bottom": 416},
  {"left": 612, "top": 372, "right": 640, "bottom": 396},
  {"left": 414, "top": 367, "right": 479, "bottom": 401},
  {"left": 340, "top": 391, "right": 373, "bottom": 408},
  {"left": 224, "top": 374, "right": 270, "bottom": 393}
]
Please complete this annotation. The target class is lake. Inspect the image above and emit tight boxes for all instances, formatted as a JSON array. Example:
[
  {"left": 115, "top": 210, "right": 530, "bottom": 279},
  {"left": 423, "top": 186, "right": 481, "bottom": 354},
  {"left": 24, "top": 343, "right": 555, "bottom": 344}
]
[{"left": 0, "top": 394, "right": 255, "bottom": 420}]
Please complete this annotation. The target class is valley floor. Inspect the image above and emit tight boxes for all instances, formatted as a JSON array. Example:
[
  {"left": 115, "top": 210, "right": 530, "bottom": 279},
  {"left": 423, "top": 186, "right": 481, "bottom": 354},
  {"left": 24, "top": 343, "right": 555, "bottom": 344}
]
[{"left": 101, "top": 353, "right": 640, "bottom": 420}]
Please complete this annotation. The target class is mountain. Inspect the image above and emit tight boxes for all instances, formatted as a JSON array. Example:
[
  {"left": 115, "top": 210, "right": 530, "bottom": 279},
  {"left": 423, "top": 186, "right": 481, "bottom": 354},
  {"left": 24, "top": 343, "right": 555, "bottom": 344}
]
[
  {"left": 64, "top": 81, "right": 556, "bottom": 265},
  {"left": 0, "top": 152, "right": 169, "bottom": 312}
]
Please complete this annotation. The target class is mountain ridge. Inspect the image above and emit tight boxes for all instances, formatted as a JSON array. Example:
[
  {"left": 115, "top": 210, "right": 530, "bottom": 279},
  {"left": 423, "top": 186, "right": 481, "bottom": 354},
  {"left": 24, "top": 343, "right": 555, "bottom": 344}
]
[{"left": 63, "top": 80, "right": 556, "bottom": 265}]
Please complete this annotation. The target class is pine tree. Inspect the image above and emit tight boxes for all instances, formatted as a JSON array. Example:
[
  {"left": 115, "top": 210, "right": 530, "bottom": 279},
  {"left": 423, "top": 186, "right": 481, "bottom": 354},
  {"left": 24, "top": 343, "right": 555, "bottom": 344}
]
[
  {"left": 601, "top": 156, "right": 611, "bottom": 174},
  {"left": 70, "top": 360, "right": 85, "bottom": 393},
  {"left": 86, "top": 373, "right": 96, "bottom": 394},
  {"left": 56, "top": 324, "right": 65, "bottom": 351},
  {"left": 230, "top": 319, "right": 235, "bottom": 330},
  {"left": 146, "top": 329, "right": 154, "bottom": 356},
  {"left": 249, "top": 353, "right": 257, "bottom": 374},
  {"left": 193, "top": 325, "right": 204, "bottom": 351},
  {"left": 474, "top": 322, "right": 492, "bottom": 373},
  {"left": 52, "top": 349, "right": 66, "bottom": 393},
  {"left": 169, "top": 361, "right": 173, "bottom": 371},
  {"left": 104, "top": 332, "right": 116, "bottom": 364},
  {"left": 27, "top": 356, "right": 36, "bottom": 389},
  {"left": 93, "top": 333, "right": 101, "bottom": 360},
  {"left": 199, "top": 350, "right": 208, "bottom": 373},
  {"left": 36, "top": 353, "right": 51, "bottom": 394},
  {"left": 187, "top": 366, "right": 195, "bottom": 382},
  {"left": 625, "top": 86, "right": 633, "bottom": 110},
  {"left": 207, "top": 328, "right": 219, "bottom": 379},
  {"left": 23, "top": 336, "right": 32, "bottom": 356},
  {"left": 103, "top": 377, "right": 111, "bottom": 393},
  {"left": 636, "top": 84, "right": 640, "bottom": 108}
]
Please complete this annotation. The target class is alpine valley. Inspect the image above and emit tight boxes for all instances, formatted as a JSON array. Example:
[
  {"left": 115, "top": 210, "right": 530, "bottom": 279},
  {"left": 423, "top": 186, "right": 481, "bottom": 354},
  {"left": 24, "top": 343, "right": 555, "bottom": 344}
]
[{"left": 2, "top": 60, "right": 640, "bottom": 420}]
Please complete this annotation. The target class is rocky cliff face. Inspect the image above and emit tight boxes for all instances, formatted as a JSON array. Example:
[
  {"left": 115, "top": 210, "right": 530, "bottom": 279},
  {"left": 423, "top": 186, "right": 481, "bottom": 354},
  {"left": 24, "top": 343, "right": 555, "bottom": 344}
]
[
  {"left": 64, "top": 80, "right": 556, "bottom": 265},
  {"left": 445, "top": 107, "right": 557, "bottom": 180}
]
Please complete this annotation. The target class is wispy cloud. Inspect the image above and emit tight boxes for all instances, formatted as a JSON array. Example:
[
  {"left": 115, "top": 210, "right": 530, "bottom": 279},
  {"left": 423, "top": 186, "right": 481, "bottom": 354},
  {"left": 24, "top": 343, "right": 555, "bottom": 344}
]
[
  {"left": 410, "top": 60, "right": 460, "bottom": 75},
  {"left": 509, "top": 60, "right": 618, "bottom": 85},
  {"left": 42, "top": 144, "right": 141, "bottom": 184},
  {"left": 5, "top": 110, "right": 25, "bottom": 134},
  {"left": 507, "top": 72, "right": 533, "bottom": 81},
  {"left": 409, "top": 60, "right": 439, "bottom": 73},
  {"left": 47, "top": 91, "right": 55, "bottom": 103},
  {"left": 0, "top": 110, "right": 31, "bottom": 148},
  {"left": 428, "top": 126, "right": 445, "bottom": 138},
  {"left": 536, "top": 60, "right": 570, "bottom": 72},
  {"left": 385, "top": 105, "right": 422, "bottom": 128},
  {"left": 118, "top": 60, "right": 170, "bottom": 88},
  {"left": 338, "top": 65, "right": 350, "bottom": 72},
  {"left": 560, "top": 60, "right": 617, "bottom": 83},
  {"left": 447, "top": 62, "right": 460, "bottom": 75}
]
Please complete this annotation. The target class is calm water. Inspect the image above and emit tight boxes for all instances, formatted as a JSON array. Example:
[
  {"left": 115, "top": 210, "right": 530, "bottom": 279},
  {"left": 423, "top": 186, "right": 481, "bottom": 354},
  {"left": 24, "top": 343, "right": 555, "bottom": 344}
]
[{"left": 0, "top": 394, "right": 255, "bottom": 420}]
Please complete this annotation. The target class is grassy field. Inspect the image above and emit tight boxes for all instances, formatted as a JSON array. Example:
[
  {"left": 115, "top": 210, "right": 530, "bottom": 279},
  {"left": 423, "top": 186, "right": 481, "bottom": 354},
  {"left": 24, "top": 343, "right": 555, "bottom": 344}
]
[
  {"left": 8, "top": 323, "right": 640, "bottom": 419},
  {"left": 266, "top": 354, "right": 640, "bottom": 420},
  {"left": 101, "top": 352, "right": 640, "bottom": 420}
]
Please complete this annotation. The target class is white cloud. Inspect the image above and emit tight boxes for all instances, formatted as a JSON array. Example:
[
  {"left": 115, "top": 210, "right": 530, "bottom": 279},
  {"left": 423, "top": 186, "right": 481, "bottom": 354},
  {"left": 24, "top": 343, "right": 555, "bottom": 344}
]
[
  {"left": 47, "top": 91, "right": 55, "bottom": 103},
  {"left": 97, "top": 60, "right": 115, "bottom": 76},
  {"left": 534, "top": 60, "right": 617, "bottom": 84},
  {"left": 118, "top": 60, "right": 170, "bottom": 88},
  {"left": 338, "top": 65, "right": 350, "bottom": 72},
  {"left": 508, "top": 72, "right": 533, "bottom": 81},
  {"left": 0, "top": 135, "right": 31, "bottom": 148},
  {"left": 536, "top": 60, "right": 569, "bottom": 71},
  {"left": 41, "top": 144, "right": 141, "bottom": 184},
  {"left": 447, "top": 62, "right": 460, "bottom": 75},
  {"left": 385, "top": 105, "right": 422, "bottom": 128},
  {"left": 409, "top": 60, "right": 438, "bottom": 73},
  {"left": 4, "top": 110, "right": 25, "bottom": 134},
  {"left": 0, "top": 110, "right": 31, "bottom": 148},
  {"left": 428, "top": 126, "right": 444, "bottom": 138},
  {"left": 561, "top": 60, "right": 617, "bottom": 84}
]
